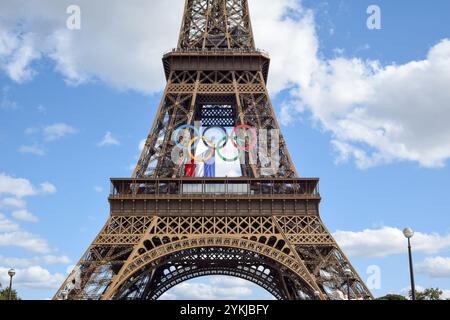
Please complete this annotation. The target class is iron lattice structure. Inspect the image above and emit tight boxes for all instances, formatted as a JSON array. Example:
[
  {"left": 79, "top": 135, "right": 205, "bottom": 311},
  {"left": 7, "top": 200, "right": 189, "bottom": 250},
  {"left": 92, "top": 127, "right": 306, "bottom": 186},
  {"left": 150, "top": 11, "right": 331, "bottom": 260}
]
[{"left": 54, "top": 0, "right": 372, "bottom": 300}]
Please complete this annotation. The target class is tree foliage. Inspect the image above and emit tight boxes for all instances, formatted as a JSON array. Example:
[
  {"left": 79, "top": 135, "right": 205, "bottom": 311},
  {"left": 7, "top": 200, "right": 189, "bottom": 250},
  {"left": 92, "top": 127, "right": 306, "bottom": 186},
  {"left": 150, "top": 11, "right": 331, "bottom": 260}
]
[
  {"left": 411, "top": 288, "right": 443, "bottom": 301},
  {"left": 378, "top": 294, "right": 407, "bottom": 300},
  {"left": 379, "top": 288, "right": 446, "bottom": 301},
  {"left": 0, "top": 283, "right": 20, "bottom": 300}
]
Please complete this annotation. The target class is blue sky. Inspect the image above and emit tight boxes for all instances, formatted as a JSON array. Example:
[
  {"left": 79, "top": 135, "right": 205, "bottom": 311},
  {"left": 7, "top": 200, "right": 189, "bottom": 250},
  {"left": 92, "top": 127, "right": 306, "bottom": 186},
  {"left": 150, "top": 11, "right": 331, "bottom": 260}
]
[{"left": 1, "top": 0, "right": 450, "bottom": 300}]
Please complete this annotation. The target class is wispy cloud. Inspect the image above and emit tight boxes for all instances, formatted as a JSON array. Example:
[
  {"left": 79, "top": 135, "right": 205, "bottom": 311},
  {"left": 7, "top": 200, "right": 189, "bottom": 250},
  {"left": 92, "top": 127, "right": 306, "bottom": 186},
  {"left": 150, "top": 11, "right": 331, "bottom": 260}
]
[
  {"left": 20, "top": 123, "right": 76, "bottom": 157},
  {"left": 0, "top": 213, "right": 51, "bottom": 253},
  {"left": 0, "top": 173, "right": 56, "bottom": 198},
  {"left": 19, "top": 145, "right": 46, "bottom": 156},
  {"left": 160, "top": 276, "right": 256, "bottom": 300},
  {"left": 98, "top": 131, "right": 120, "bottom": 147},
  {"left": 0, "top": 265, "right": 65, "bottom": 290},
  {"left": 12, "top": 209, "right": 39, "bottom": 223},
  {"left": 417, "top": 256, "right": 450, "bottom": 278},
  {"left": 0, "top": 197, "right": 26, "bottom": 209},
  {"left": 43, "top": 123, "right": 77, "bottom": 142},
  {"left": 0, "top": 255, "right": 70, "bottom": 268},
  {"left": 0, "top": 173, "right": 37, "bottom": 198},
  {"left": 40, "top": 182, "right": 57, "bottom": 195},
  {"left": 0, "top": 174, "right": 65, "bottom": 295},
  {"left": 334, "top": 226, "right": 450, "bottom": 258},
  {"left": 0, "top": 174, "right": 56, "bottom": 228}
]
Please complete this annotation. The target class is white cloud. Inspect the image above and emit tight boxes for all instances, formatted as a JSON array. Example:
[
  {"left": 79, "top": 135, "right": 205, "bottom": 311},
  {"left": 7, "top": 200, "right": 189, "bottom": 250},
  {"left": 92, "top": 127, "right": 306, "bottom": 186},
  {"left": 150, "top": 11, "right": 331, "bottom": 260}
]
[
  {"left": 333, "top": 226, "right": 450, "bottom": 258},
  {"left": 0, "top": 175, "right": 56, "bottom": 229},
  {"left": 417, "top": 257, "right": 450, "bottom": 278},
  {"left": 0, "top": 173, "right": 36, "bottom": 198},
  {"left": 24, "top": 123, "right": 77, "bottom": 142},
  {"left": 0, "top": 0, "right": 182, "bottom": 92},
  {"left": 0, "top": 255, "right": 70, "bottom": 268},
  {"left": 0, "top": 213, "right": 51, "bottom": 253},
  {"left": 40, "top": 182, "right": 57, "bottom": 194},
  {"left": 12, "top": 209, "right": 39, "bottom": 223},
  {"left": 5, "top": 38, "right": 41, "bottom": 83},
  {"left": 253, "top": 1, "right": 450, "bottom": 168},
  {"left": 18, "top": 145, "right": 46, "bottom": 156},
  {"left": 0, "top": 212, "right": 20, "bottom": 232},
  {"left": 42, "top": 123, "right": 76, "bottom": 142},
  {"left": 98, "top": 131, "right": 120, "bottom": 147},
  {"left": 0, "top": 265, "right": 65, "bottom": 290},
  {"left": 0, "top": 231, "right": 51, "bottom": 254},
  {"left": 0, "top": 173, "right": 57, "bottom": 200},
  {"left": 94, "top": 186, "right": 103, "bottom": 193},
  {"left": 250, "top": 0, "right": 319, "bottom": 94},
  {"left": 0, "top": 0, "right": 309, "bottom": 94},
  {"left": 442, "top": 290, "right": 450, "bottom": 300},
  {"left": 0, "top": 197, "right": 26, "bottom": 209},
  {"left": 22, "top": 124, "right": 75, "bottom": 155},
  {"left": 0, "top": 24, "right": 41, "bottom": 83},
  {"left": 309, "top": 40, "right": 450, "bottom": 169},
  {"left": 209, "top": 276, "right": 255, "bottom": 288},
  {"left": 160, "top": 277, "right": 254, "bottom": 300}
]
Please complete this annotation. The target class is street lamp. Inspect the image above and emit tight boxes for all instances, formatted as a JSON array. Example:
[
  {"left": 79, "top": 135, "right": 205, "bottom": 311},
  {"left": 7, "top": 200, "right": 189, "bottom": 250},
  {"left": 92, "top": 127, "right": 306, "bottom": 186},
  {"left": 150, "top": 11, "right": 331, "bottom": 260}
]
[
  {"left": 8, "top": 268, "right": 15, "bottom": 300},
  {"left": 403, "top": 227, "right": 416, "bottom": 300},
  {"left": 344, "top": 268, "right": 352, "bottom": 300}
]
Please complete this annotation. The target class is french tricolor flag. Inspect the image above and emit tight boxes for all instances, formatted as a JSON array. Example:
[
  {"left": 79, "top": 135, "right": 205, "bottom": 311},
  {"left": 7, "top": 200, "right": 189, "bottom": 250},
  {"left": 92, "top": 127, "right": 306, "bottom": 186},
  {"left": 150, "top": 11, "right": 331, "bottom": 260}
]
[{"left": 184, "top": 150, "right": 216, "bottom": 177}]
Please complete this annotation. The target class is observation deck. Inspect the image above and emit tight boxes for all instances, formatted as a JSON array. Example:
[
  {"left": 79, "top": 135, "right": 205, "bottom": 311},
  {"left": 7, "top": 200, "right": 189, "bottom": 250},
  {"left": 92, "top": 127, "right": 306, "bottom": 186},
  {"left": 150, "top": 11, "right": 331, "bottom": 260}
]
[
  {"left": 162, "top": 48, "right": 271, "bottom": 83},
  {"left": 109, "top": 178, "right": 321, "bottom": 217}
]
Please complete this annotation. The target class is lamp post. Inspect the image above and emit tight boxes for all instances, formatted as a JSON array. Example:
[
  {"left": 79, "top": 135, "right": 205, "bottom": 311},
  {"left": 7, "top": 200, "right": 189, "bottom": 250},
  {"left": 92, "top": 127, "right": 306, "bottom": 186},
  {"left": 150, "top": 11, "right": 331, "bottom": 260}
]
[
  {"left": 403, "top": 227, "right": 416, "bottom": 300},
  {"left": 344, "top": 268, "right": 352, "bottom": 300},
  {"left": 8, "top": 268, "right": 15, "bottom": 300}
]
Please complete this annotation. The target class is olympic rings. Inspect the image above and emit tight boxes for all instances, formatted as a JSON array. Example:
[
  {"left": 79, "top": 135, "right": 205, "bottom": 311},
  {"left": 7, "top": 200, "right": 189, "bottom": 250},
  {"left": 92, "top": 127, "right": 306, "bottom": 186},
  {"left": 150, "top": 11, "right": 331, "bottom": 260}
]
[
  {"left": 216, "top": 136, "right": 244, "bottom": 162},
  {"left": 202, "top": 126, "right": 228, "bottom": 149},
  {"left": 176, "top": 124, "right": 258, "bottom": 163},
  {"left": 231, "top": 124, "right": 257, "bottom": 151},
  {"left": 188, "top": 136, "right": 215, "bottom": 162},
  {"left": 172, "top": 124, "right": 200, "bottom": 149}
]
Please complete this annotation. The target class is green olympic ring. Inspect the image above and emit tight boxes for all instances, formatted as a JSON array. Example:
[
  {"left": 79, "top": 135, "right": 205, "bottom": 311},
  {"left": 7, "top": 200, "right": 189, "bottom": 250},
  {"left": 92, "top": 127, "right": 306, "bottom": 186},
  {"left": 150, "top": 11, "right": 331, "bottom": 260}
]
[{"left": 216, "top": 136, "right": 245, "bottom": 162}]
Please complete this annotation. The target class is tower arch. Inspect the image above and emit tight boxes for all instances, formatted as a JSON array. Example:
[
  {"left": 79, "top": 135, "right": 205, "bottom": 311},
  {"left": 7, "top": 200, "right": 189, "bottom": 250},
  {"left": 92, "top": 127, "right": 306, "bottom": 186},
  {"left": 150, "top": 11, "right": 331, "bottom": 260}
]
[{"left": 107, "top": 237, "right": 318, "bottom": 300}]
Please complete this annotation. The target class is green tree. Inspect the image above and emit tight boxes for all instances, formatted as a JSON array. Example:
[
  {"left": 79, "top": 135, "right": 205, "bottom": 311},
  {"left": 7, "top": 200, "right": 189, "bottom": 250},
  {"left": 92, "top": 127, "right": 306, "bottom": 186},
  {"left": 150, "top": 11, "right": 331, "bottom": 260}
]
[
  {"left": 410, "top": 288, "right": 443, "bottom": 300},
  {"left": 378, "top": 294, "right": 407, "bottom": 300},
  {"left": 0, "top": 283, "right": 20, "bottom": 300}
]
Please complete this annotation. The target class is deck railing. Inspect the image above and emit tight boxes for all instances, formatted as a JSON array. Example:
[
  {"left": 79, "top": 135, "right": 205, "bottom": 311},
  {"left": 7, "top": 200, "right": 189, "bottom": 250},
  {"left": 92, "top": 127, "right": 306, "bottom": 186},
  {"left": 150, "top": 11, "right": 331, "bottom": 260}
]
[{"left": 110, "top": 178, "right": 320, "bottom": 198}]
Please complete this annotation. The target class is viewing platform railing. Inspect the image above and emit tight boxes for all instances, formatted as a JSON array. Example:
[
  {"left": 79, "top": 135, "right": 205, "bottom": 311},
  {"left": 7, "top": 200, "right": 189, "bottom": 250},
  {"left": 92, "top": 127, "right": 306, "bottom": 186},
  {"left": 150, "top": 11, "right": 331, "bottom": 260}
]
[
  {"left": 110, "top": 178, "right": 320, "bottom": 199},
  {"left": 163, "top": 48, "right": 270, "bottom": 59}
]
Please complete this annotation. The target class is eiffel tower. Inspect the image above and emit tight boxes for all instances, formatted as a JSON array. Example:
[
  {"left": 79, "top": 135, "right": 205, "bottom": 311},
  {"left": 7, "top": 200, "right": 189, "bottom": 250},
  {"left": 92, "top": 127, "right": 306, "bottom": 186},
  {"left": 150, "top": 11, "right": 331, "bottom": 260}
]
[{"left": 55, "top": 0, "right": 372, "bottom": 300}]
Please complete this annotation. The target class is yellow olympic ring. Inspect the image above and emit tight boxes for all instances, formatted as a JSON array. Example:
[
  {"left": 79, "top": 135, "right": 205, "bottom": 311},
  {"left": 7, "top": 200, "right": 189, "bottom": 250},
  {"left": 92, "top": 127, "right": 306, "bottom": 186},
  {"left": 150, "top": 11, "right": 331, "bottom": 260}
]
[{"left": 188, "top": 136, "right": 215, "bottom": 162}]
